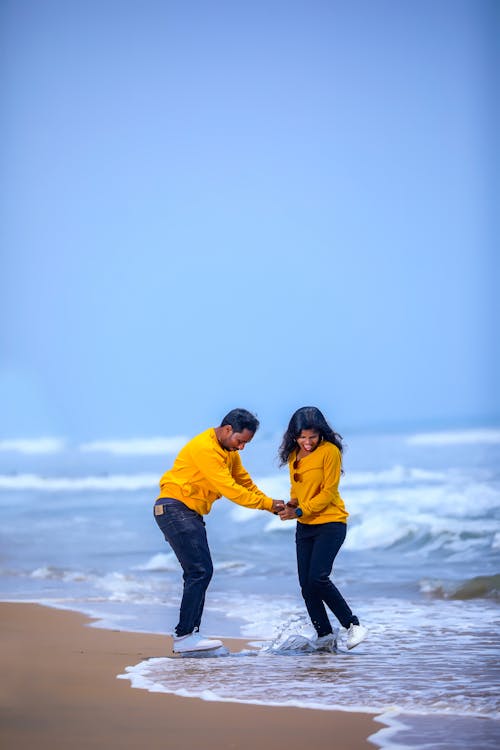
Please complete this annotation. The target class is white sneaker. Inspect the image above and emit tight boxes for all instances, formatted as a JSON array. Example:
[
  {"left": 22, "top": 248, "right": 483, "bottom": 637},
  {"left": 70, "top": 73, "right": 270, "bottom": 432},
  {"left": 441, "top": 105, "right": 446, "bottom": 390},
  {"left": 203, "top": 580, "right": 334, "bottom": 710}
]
[
  {"left": 173, "top": 631, "right": 223, "bottom": 653},
  {"left": 346, "top": 623, "right": 368, "bottom": 650},
  {"left": 315, "top": 632, "right": 338, "bottom": 652}
]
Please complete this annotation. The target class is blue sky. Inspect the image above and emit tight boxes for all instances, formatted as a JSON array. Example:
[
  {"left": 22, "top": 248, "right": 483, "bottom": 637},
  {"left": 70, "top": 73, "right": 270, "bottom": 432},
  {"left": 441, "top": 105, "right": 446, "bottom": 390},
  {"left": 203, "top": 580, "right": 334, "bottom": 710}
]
[{"left": 1, "top": 0, "right": 498, "bottom": 439}]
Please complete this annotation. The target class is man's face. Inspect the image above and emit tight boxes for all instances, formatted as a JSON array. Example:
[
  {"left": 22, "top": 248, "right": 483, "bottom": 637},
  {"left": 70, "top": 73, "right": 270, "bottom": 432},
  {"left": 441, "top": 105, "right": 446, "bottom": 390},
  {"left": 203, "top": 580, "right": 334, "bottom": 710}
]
[{"left": 219, "top": 427, "right": 255, "bottom": 451}]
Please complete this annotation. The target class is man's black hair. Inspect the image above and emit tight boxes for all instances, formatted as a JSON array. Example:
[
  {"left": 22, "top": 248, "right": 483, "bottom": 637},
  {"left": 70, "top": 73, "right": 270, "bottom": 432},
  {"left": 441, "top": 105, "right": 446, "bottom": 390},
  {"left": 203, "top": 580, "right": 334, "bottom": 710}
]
[{"left": 220, "top": 408, "right": 259, "bottom": 434}]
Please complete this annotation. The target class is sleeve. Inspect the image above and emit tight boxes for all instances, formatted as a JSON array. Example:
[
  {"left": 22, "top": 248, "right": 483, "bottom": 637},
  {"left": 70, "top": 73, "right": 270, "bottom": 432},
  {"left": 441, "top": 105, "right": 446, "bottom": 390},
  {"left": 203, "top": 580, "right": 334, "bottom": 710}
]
[
  {"left": 191, "top": 445, "right": 274, "bottom": 511},
  {"left": 299, "top": 447, "right": 341, "bottom": 517},
  {"left": 230, "top": 454, "right": 269, "bottom": 497}
]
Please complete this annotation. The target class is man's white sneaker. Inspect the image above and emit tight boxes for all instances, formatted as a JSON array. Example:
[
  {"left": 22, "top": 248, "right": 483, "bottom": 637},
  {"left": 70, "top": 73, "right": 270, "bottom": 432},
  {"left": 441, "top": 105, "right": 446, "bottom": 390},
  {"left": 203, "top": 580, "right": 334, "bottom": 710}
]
[
  {"left": 346, "top": 624, "right": 368, "bottom": 650},
  {"left": 173, "top": 632, "right": 223, "bottom": 653}
]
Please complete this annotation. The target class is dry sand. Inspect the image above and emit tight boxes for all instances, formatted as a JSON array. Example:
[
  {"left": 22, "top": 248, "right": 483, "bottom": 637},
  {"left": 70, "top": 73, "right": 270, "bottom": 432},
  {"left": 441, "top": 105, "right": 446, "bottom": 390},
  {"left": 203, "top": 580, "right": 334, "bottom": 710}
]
[{"left": 0, "top": 602, "right": 378, "bottom": 749}]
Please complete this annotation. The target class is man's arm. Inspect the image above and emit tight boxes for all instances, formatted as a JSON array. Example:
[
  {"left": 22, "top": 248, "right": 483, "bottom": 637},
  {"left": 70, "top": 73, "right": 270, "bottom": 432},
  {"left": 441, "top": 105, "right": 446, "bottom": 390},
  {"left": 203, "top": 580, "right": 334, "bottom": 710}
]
[
  {"left": 231, "top": 455, "right": 285, "bottom": 513},
  {"left": 230, "top": 453, "right": 268, "bottom": 495},
  {"left": 191, "top": 445, "right": 275, "bottom": 511}
]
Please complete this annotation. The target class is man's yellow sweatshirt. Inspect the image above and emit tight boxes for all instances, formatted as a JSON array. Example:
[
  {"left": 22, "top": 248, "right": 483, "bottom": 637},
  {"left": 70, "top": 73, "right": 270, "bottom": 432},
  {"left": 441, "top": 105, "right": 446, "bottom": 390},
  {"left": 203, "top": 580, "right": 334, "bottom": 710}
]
[{"left": 157, "top": 428, "right": 274, "bottom": 515}]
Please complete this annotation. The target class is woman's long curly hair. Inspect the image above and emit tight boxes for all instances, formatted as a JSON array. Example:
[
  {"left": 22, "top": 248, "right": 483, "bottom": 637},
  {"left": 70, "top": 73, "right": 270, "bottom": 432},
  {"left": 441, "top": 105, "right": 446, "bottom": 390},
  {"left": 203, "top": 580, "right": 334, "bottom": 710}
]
[{"left": 278, "top": 406, "right": 344, "bottom": 467}]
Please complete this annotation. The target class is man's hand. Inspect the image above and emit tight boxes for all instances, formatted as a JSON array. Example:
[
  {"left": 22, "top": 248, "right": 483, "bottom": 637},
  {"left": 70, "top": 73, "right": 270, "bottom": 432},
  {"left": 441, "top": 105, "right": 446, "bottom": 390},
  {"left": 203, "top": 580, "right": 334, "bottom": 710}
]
[
  {"left": 278, "top": 504, "right": 298, "bottom": 521},
  {"left": 271, "top": 499, "right": 285, "bottom": 514}
]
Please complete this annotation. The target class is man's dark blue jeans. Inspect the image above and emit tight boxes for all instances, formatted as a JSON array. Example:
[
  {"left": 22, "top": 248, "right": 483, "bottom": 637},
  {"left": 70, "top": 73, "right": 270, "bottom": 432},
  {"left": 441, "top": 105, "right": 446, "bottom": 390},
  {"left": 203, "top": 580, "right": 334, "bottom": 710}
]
[
  {"left": 154, "top": 498, "right": 213, "bottom": 637},
  {"left": 296, "top": 520, "right": 358, "bottom": 636}
]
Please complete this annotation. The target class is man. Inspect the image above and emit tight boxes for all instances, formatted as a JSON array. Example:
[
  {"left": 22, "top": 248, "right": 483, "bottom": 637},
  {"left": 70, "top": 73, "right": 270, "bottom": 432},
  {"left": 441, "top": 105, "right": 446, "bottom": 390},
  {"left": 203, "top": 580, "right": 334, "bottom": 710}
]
[{"left": 154, "top": 408, "right": 284, "bottom": 653}]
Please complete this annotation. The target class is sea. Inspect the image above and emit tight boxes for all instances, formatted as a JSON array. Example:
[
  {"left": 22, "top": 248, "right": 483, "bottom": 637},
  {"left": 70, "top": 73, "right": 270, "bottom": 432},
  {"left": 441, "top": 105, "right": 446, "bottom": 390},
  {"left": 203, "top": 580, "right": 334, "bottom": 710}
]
[{"left": 0, "top": 426, "right": 499, "bottom": 749}]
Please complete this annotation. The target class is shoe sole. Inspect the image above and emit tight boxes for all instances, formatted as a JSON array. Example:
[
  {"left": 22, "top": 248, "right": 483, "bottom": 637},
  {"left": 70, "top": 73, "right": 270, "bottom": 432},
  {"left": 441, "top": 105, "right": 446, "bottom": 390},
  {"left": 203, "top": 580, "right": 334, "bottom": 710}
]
[{"left": 173, "top": 643, "right": 223, "bottom": 654}]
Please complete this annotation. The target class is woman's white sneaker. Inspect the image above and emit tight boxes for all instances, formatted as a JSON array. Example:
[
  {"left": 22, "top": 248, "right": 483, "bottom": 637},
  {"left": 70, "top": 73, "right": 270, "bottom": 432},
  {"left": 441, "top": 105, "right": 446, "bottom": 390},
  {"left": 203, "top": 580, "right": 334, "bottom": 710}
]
[
  {"left": 346, "top": 624, "right": 368, "bottom": 650},
  {"left": 173, "top": 632, "right": 223, "bottom": 653}
]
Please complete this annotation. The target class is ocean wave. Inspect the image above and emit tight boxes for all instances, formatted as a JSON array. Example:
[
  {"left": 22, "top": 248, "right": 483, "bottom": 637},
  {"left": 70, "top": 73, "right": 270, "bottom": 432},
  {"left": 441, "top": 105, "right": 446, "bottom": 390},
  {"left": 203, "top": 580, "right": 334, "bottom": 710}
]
[
  {"left": 133, "top": 552, "right": 253, "bottom": 576},
  {"left": 345, "top": 514, "right": 499, "bottom": 557},
  {"left": 213, "top": 560, "right": 255, "bottom": 575},
  {"left": 343, "top": 466, "right": 451, "bottom": 487},
  {"left": 28, "top": 566, "right": 167, "bottom": 603},
  {"left": 0, "top": 437, "right": 66, "bottom": 454},
  {"left": 0, "top": 473, "right": 158, "bottom": 491},
  {"left": 420, "top": 574, "right": 500, "bottom": 601},
  {"left": 255, "top": 467, "right": 456, "bottom": 495},
  {"left": 133, "top": 553, "right": 178, "bottom": 572},
  {"left": 341, "top": 477, "right": 500, "bottom": 555},
  {"left": 79, "top": 437, "right": 188, "bottom": 455},
  {"left": 209, "top": 593, "right": 303, "bottom": 638},
  {"left": 30, "top": 566, "right": 89, "bottom": 582},
  {"left": 407, "top": 429, "right": 500, "bottom": 446},
  {"left": 228, "top": 473, "right": 500, "bottom": 559},
  {"left": 260, "top": 465, "right": 488, "bottom": 494},
  {"left": 117, "top": 596, "right": 500, "bottom": 718}
]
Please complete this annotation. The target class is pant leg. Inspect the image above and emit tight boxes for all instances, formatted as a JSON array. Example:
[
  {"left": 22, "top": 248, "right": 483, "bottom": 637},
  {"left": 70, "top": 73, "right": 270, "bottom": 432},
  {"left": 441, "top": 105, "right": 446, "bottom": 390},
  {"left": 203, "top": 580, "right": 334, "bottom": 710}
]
[
  {"left": 154, "top": 498, "right": 213, "bottom": 637},
  {"left": 296, "top": 523, "right": 333, "bottom": 637},
  {"left": 298, "top": 521, "right": 358, "bottom": 631}
]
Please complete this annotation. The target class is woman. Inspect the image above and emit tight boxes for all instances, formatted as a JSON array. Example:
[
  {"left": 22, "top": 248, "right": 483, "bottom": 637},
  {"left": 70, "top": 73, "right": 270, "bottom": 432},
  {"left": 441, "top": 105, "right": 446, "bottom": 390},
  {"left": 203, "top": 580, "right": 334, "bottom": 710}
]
[{"left": 278, "top": 406, "right": 367, "bottom": 649}]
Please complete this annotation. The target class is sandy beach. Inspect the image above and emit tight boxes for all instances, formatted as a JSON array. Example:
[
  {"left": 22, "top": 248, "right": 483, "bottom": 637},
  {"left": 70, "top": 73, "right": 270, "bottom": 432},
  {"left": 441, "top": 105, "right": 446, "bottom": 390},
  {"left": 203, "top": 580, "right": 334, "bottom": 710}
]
[{"left": 0, "top": 603, "right": 377, "bottom": 749}]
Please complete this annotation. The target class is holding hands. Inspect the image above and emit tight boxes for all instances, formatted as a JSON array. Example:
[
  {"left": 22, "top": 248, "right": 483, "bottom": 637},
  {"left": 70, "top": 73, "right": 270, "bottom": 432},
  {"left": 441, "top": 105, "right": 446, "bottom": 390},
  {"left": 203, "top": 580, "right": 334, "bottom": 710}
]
[
  {"left": 271, "top": 500, "right": 300, "bottom": 520},
  {"left": 278, "top": 500, "right": 299, "bottom": 521}
]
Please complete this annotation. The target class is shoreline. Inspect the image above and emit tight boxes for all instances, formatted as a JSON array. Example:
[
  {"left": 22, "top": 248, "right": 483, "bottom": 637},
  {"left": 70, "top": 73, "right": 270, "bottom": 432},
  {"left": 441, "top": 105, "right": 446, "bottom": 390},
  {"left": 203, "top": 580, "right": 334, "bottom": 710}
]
[{"left": 0, "top": 602, "right": 379, "bottom": 750}]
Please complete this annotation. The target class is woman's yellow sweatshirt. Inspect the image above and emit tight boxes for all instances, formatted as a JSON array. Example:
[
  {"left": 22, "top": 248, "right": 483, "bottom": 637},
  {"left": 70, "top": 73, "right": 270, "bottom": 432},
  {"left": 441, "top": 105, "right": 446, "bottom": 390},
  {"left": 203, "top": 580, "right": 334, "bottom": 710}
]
[
  {"left": 157, "top": 428, "right": 274, "bottom": 515},
  {"left": 289, "top": 441, "right": 348, "bottom": 524}
]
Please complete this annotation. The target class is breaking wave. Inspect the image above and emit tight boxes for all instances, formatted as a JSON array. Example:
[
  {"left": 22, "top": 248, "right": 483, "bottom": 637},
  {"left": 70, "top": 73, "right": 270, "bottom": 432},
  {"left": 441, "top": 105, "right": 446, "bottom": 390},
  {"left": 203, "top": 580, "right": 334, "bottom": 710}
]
[
  {"left": 407, "top": 429, "right": 500, "bottom": 446},
  {"left": 79, "top": 437, "right": 188, "bottom": 455},
  {"left": 0, "top": 473, "right": 158, "bottom": 491},
  {"left": 0, "top": 438, "right": 66, "bottom": 454},
  {"left": 420, "top": 574, "right": 500, "bottom": 601}
]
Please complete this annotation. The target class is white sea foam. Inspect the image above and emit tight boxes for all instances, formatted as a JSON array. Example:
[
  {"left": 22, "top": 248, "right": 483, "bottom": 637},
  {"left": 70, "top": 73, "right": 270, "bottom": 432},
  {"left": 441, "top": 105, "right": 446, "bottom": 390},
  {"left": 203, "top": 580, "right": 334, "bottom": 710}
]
[
  {"left": 20, "top": 566, "right": 170, "bottom": 608},
  {"left": 79, "top": 437, "right": 188, "bottom": 455},
  {"left": 253, "top": 475, "right": 500, "bottom": 557},
  {"left": 343, "top": 466, "right": 451, "bottom": 487},
  {"left": 250, "top": 467, "right": 455, "bottom": 493},
  {"left": 342, "top": 480, "right": 500, "bottom": 554},
  {"left": 0, "top": 473, "right": 158, "bottom": 491},
  {"left": 94, "top": 572, "right": 157, "bottom": 602},
  {"left": 213, "top": 560, "right": 254, "bottom": 575},
  {"left": 209, "top": 593, "right": 303, "bottom": 638},
  {"left": 263, "top": 514, "right": 295, "bottom": 532},
  {"left": 117, "top": 657, "right": 363, "bottom": 711},
  {"left": 133, "top": 553, "right": 178, "bottom": 572},
  {"left": 253, "top": 474, "right": 290, "bottom": 497},
  {"left": 407, "top": 429, "right": 500, "bottom": 446},
  {"left": 0, "top": 437, "right": 66, "bottom": 454},
  {"left": 117, "top": 598, "right": 500, "bottom": 721},
  {"left": 30, "top": 566, "right": 88, "bottom": 582}
]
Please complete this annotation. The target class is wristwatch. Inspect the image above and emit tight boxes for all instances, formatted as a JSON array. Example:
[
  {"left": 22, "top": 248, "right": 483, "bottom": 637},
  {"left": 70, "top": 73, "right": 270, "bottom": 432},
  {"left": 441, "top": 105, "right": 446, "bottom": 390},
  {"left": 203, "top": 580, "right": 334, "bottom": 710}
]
[{"left": 294, "top": 507, "right": 303, "bottom": 518}]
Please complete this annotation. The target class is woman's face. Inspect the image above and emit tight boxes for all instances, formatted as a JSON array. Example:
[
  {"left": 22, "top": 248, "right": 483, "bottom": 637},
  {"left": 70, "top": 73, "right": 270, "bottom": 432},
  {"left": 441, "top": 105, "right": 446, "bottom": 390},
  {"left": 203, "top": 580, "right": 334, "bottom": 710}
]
[{"left": 296, "top": 429, "right": 321, "bottom": 453}]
